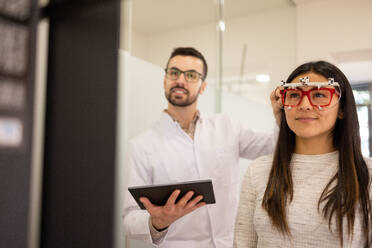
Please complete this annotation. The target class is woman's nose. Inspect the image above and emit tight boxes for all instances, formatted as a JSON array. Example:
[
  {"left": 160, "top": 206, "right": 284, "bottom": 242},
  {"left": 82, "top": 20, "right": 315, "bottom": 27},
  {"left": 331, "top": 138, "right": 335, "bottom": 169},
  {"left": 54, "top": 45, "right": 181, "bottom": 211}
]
[{"left": 298, "top": 94, "right": 313, "bottom": 110}]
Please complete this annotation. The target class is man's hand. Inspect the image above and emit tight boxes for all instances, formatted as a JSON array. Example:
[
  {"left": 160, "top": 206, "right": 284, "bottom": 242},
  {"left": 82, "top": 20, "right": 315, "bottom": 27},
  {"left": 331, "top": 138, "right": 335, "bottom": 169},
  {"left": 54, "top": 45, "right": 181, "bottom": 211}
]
[
  {"left": 270, "top": 88, "right": 283, "bottom": 126},
  {"left": 140, "top": 189, "right": 205, "bottom": 230}
]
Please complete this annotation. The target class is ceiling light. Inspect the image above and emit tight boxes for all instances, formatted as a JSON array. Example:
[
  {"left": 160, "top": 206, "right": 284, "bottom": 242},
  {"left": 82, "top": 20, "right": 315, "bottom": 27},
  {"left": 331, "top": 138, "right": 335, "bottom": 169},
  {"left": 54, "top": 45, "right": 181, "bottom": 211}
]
[
  {"left": 256, "top": 74, "right": 270, "bottom": 83},
  {"left": 218, "top": 20, "right": 225, "bottom": 32}
]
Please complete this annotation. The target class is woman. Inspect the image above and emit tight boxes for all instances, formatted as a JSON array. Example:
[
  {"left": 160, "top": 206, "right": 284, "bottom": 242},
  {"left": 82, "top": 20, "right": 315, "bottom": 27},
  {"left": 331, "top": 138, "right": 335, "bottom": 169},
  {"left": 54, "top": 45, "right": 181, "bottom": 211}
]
[{"left": 234, "top": 61, "right": 372, "bottom": 247}]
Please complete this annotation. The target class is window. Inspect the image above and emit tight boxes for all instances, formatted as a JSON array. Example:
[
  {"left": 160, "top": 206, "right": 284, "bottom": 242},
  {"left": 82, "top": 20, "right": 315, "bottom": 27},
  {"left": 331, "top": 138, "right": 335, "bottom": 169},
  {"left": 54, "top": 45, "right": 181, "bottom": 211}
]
[{"left": 352, "top": 83, "right": 372, "bottom": 157}]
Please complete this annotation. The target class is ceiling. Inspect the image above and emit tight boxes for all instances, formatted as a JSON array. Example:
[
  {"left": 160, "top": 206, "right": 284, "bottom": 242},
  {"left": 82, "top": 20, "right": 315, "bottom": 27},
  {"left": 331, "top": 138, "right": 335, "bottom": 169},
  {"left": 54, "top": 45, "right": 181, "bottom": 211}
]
[{"left": 129, "top": 0, "right": 295, "bottom": 34}]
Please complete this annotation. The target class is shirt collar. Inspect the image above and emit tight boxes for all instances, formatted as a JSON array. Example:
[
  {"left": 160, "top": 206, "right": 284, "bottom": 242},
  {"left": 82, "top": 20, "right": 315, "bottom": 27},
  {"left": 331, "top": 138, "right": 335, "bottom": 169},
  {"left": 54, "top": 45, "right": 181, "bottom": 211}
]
[
  {"left": 163, "top": 109, "right": 201, "bottom": 139},
  {"left": 163, "top": 109, "right": 201, "bottom": 124}
]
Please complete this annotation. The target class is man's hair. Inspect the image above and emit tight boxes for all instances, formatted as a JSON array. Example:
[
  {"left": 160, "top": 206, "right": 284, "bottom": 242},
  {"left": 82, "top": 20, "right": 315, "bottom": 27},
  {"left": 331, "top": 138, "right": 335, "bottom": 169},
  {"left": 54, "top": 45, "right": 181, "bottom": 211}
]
[{"left": 166, "top": 47, "right": 208, "bottom": 81}]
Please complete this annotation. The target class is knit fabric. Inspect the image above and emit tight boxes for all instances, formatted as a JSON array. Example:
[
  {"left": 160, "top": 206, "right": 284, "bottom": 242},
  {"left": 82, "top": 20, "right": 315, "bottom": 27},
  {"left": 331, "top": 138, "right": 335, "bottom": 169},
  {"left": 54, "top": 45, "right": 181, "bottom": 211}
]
[{"left": 234, "top": 151, "right": 372, "bottom": 248}]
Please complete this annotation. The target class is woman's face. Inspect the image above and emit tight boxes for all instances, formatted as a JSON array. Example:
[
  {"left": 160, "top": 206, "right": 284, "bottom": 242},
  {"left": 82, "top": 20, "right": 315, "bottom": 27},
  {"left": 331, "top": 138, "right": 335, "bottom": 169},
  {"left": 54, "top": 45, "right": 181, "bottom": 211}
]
[{"left": 284, "top": 72, "right": 341, "bottom": 141}]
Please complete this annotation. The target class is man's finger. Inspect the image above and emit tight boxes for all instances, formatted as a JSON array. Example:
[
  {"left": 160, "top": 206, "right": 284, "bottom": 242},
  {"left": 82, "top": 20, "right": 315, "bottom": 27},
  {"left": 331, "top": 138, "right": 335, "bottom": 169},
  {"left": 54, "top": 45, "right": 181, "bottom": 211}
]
[
  {"left": 270, "top": 89, "right": 277, "bottom": 101},
  {"left": 185, "top": 195, "right": 203, "bottom": 209},
  {"left": 276, "top": 88, "right": 282, "bottom": 101},
  {"left": 176, "top": 191, "right": 194, "bottom": 207},
  {"left": 275, "top": 88, "right": 281, "bottom": 101},
  {"left": 271, "top": 88, "right": 283, "bottom": 107},
  {"left": 187, "top": 201, "right": 206, "bottom": 214},
  {"left": 270, "top": 90, "right": 275, "bottom": 100},
  {"left": 140, "top": 197, "right": 156, "bottom": 213},
  {"left": 166, "top": 189, "right": 181, "bottom": 205}
]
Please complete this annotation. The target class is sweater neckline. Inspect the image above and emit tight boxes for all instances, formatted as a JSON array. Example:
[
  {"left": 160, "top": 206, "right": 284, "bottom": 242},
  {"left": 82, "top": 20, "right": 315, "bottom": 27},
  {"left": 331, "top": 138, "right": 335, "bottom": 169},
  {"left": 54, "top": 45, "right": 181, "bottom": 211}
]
[{"left": 291, "top": 150, "right": 339, "bottom": 162}]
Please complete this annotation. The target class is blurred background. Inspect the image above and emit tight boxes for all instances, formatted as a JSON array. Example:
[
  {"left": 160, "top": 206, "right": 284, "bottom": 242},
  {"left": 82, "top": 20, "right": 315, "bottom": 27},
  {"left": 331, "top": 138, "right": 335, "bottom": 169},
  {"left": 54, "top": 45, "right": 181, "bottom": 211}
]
[{"left": 1, "top": 0, "right": 371, "bottom": 247}]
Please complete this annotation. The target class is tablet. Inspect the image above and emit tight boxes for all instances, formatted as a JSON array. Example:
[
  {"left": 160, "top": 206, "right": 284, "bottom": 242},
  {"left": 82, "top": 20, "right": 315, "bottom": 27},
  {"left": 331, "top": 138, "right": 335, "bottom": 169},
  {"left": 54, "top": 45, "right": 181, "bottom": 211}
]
[{"left": 128, "top": 179, "right": 216, "bottom": 210}]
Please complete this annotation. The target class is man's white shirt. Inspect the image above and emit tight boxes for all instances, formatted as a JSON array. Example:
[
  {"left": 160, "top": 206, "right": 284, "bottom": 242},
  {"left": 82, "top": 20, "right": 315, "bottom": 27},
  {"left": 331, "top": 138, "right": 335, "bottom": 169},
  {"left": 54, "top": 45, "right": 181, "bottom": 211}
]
[{"left": 123, "top": 112, "right": 276, "bottom": 248}]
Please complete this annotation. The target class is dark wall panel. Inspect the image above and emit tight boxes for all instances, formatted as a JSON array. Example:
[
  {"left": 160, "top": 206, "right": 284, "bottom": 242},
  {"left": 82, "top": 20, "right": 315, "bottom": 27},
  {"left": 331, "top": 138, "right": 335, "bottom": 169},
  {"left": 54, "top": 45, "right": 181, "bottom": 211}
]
[{"left": 41, "top": 0, "right": 120, "bottom": 247}]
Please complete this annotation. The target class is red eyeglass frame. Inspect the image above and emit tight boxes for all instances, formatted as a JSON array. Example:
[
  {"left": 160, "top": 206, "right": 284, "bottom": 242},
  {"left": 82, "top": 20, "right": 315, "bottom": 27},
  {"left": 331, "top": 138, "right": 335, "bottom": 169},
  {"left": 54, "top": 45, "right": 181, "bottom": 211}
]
[{"left": 280, "top": 88, "right": 340, "bottom": 108}]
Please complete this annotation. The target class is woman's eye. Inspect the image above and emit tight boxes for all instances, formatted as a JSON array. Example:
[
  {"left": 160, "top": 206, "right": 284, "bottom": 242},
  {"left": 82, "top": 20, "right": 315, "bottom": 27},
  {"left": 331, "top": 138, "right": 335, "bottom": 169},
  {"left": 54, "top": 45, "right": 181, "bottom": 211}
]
[
  {"left": 314, "top": 92, "right": 326, "bottom": 98},
  {"left": 289, "top": 93, "right": 300, "bottom": 98}
]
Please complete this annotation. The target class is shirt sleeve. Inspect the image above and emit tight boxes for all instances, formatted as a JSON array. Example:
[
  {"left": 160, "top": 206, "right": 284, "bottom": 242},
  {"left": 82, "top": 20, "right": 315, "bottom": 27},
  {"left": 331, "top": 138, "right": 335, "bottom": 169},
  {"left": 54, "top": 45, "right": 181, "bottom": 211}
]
[
  {"left": 238, "top": 122, "right": 278, "bottom": 160},
  {"left": 148, "top": 218, "right": 168, "bottom": 245},
  {"left": 234, "top": 166, "right": 258, "bottom": 247},
  {"left": 122, "top": 140, "right": 168, "bottom": 246}
]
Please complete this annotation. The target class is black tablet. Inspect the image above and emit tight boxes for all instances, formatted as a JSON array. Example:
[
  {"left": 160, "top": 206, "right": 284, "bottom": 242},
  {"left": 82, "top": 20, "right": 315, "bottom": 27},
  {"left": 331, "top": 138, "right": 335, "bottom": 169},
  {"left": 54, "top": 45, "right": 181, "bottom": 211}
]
[{"left": 128, "top": 179, "right": 216, "bottom": 210}]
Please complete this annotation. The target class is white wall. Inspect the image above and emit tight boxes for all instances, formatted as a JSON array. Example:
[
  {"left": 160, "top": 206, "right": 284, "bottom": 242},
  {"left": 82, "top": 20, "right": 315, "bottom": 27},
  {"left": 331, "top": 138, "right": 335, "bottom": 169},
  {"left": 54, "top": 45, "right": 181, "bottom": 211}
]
[
  {"left": 129, "top": 30, "right": 149, "bottom": 64},
  {"left": 135, "top": 23, "right": 218, "bottom": 83},
  {"left": 116, "top": 51, "right": 165, "bottom": 248},
  {"left": 222, "top": 6, "right": 296, "bottom": 83},
  {"left": 126, "top": 5, "right": 296, "bottom": 93},
  {"left": 295, "top": 0, "right": 372, "bottom": 64}
]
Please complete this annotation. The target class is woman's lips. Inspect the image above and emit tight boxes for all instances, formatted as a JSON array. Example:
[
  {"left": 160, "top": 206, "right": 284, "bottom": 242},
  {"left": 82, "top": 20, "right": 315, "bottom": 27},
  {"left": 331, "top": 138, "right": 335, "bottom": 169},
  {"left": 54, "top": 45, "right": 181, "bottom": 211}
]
[{"left": 295, "top": 117, "right": 318, "bottom": 122}]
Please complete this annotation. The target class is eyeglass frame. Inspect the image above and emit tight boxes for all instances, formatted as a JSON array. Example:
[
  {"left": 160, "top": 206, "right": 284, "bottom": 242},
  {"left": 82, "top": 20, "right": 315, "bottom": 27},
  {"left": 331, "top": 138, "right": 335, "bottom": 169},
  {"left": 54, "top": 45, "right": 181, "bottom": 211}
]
[
  {"left": 280, "top": 87, "right": 340, "bottom": 108},
  {"left": 164, "top": 67, "right": 204, "bottom": 83}
]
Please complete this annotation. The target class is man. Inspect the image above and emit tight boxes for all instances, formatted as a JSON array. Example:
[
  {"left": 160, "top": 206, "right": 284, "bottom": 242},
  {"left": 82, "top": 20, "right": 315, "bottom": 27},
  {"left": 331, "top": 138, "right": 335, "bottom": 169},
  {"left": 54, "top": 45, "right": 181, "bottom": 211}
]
[{"left": 123, "top": 47, "right": 281, "bottom": 247}]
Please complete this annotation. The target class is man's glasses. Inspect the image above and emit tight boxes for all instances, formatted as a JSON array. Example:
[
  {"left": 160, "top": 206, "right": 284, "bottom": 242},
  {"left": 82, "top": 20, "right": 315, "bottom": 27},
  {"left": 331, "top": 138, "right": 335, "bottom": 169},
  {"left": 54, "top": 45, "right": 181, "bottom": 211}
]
[
  {"left": 165, "top": 68, "right": 203, "bottom": 83},
  {"left": 280, "top": 87, "right": 340, "bottom": 110}
]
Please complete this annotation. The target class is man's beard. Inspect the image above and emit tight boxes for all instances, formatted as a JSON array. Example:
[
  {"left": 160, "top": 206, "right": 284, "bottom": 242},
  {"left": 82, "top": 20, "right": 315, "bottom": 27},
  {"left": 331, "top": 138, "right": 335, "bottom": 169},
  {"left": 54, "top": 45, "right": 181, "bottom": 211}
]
[{"left": 165, "top": 86, "right": 201, "bottom": 107}]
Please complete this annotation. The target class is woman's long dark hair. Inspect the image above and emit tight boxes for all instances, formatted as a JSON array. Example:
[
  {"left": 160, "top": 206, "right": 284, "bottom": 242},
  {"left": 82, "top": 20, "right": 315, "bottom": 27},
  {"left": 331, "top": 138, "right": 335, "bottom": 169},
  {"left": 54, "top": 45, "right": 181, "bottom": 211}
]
[{"left": 262, "top": 61, "right": 371, "bottom": 247}]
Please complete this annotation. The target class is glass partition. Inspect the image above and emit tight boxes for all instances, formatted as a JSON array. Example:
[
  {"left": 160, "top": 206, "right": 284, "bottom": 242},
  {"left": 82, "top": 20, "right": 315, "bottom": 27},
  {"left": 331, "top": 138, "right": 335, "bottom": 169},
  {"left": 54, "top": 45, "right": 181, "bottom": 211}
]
[
  {"left": 117, "top": 1, "right": 297, "bottom": 247},
  {"left": 117, "top": 1, "right": 220, "bottom": 248}
]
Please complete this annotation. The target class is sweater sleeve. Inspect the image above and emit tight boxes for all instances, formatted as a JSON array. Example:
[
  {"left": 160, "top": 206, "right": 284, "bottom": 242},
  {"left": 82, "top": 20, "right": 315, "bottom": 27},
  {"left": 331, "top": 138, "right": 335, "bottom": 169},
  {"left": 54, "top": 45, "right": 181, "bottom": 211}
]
[{"left": 234, "top": 165, "right": 258, "bottom": 247}]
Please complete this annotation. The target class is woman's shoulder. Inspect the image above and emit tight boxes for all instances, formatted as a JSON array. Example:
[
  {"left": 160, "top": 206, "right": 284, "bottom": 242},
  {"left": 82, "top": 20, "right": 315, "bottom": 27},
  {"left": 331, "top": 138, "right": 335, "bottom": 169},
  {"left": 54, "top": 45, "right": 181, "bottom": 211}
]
[
  {"left": 242, "top": 154, "right": 274, "bottom": 196},
  {"left": 250, "top": 153, "right": 274, "bottom": 167}
]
